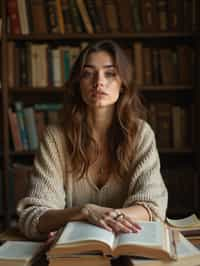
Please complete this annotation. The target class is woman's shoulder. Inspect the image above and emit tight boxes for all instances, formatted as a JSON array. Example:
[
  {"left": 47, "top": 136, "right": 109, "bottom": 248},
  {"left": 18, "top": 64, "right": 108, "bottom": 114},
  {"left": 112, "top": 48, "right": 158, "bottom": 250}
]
[
  {"left": 42, "top": 124, "right": 66, "bottom": 148},
  {"left": 44, "top": 124, "right": 65, "bottom": 138},
  {"left": 136, "top": 119, "right": 155, "bottom": 138}
]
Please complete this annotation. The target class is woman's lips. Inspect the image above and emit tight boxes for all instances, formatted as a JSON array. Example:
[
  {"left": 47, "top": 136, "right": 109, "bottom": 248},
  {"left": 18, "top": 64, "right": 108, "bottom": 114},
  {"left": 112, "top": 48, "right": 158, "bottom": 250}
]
[{"left": 90, "top": 90, "right": 108, "bottom": 97}]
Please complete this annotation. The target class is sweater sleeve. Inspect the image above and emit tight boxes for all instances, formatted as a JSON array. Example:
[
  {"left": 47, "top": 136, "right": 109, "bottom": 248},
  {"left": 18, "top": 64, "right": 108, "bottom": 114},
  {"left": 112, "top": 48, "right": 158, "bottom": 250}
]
[
  {"left": 17, "top": 126, "right": 67, "bottom": 240},
  {"left": 123, "top": 120, "right": 168, "bottom": 221}
]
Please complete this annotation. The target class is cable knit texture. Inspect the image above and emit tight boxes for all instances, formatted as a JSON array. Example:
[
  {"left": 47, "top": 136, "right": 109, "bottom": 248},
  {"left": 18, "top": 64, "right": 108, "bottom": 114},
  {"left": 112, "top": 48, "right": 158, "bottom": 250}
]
[{"left": 17, "top": 120, "right": 168, "bottom": 240}]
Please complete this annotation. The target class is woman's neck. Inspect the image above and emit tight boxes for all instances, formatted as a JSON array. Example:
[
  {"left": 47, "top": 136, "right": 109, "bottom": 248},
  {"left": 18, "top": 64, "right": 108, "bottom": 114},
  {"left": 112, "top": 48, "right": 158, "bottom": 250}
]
[{"left": 87, "top": 107, "right": 114, "bottom": 141}]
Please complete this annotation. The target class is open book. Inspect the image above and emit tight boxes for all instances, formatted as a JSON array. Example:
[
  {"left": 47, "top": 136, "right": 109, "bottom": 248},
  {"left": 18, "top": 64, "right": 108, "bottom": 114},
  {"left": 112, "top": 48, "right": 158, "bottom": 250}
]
[
  {"left": 167, "top": 214, "right": 200, "bottom": 237},
  {"left": 48, "top": 221, "right": 177, "bottom": 261},
  {"left": 0, "top": 241, "right": 44, "bottom": 266},
  {"left": 124, "top": 233, "right": 200, "bottom": 266}
]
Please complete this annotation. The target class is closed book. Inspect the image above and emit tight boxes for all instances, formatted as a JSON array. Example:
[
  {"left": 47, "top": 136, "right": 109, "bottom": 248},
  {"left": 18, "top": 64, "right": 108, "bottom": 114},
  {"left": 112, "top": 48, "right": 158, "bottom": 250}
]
[
  {"left": 143, "top": 47, "right": 153, "bottom": 85},
  {"left": 8, "top": 108, "right": 23, "bottom": 152},
  {"left": 56, "top": 0, "right": 65, "bottom": 34},
  {"left": 45, "top": 0, "right": 61, "bottom": 33},
  {"left": 130, "top": 0, "right": 142, "bottom": 33},
  {"left": 141, "top": 0, "right": 157, "bottom": 32},
  {"left": 35, "top": 111, "right": 46, "bottom": 140},
  {"left": 76, "top": 0, "right": 94, "bottom": 34},
  {"left": 183, "top": 0, "right": 193, "bottom": 32},
  {"left": 14, "top": 101, "right": 29, "bottom": 150},
  {"left": 116, "top": 0, "right": 134, "bottom": 32},
  {"left": 49, "top": 254, "right": 111, "bottom": 266},
  {"left": 23, "top": 107, "right": 39, "bottom": 151},
  {"left": 178, "top": 45, "right": 193, "bottom": 84},
  {"left": 95, "top": 0, "right": 108, "bottom": 32},
  {"left": 61, "top": 0, "right": 74, "bottom": 33},
  {"left": 103, "top": 0, "right": 120, "bottom": 32},
  {"left": 159, "top": 48, "right": 177, "bottom": 84},
  {"left": 17, "top": 0, "right": 30, "bottom": 34},
  {"left": 7, "top": 42, "right": 15, "bottom": 88},
  {"left": 156, "top": 103, "right": 172, "bottom": 148},
  {"left": 168, "top": 0, "right": 179, "bottom": 32},
  {"left": 156, "top": 0, "right": 168, "bottom": 31},
  {"left": 133, "top": 42, "right": 144, "bottom": 86},
  {"left": 29, "top": 0, "right": 48, "bottom": 33},
  {"left": 85, "top": 0, "right": 102, "bottom": 33},
  {"left": 69, "top": 0, "right": 85, "bottom": 33},
  {"left": 7, "top": 0, "right": 21, "bottom": 34}
]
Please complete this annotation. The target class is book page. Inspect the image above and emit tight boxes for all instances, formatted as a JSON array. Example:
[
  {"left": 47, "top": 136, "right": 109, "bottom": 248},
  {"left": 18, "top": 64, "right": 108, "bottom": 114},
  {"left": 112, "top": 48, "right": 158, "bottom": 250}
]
[
  {"left": 116, "top": 221, "right": 163, "bottom": 247},
  {"left": 0, "top": 241, "right": 43, "bottom": 260},
  {"left": 57, "top": 222, "right": 115, "bottom": 248},
  {"left": 167, "top": 214, "right": 200, "bottom": 228},
  {"left": 177, "top": 234, "right": 200, "bottom": 258},
  {"left": 126, "top": 234, "right": 200, "bottom": 265}
]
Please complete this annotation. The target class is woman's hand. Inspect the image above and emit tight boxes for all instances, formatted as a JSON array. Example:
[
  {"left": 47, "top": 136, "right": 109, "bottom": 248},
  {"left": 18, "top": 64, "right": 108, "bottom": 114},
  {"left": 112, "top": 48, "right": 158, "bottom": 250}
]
[{"left": 81, "top": 204, "right": 141, "bottom": 234}]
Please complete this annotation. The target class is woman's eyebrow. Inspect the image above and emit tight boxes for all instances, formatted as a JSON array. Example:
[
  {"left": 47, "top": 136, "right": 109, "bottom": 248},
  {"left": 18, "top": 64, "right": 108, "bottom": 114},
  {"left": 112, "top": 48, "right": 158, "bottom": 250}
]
[{"left": 83, "top": 64, "right": 116, "bottom": 69}]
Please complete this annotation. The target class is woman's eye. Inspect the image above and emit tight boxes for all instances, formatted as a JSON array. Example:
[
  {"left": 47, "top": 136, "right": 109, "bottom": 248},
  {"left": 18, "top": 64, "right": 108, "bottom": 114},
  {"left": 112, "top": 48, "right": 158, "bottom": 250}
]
[
  {"left": 105, "top": 72, "right": 116, "bottom": 78},
  {"left": 81, "top": 71, "right": 94, "bottom": 78}
]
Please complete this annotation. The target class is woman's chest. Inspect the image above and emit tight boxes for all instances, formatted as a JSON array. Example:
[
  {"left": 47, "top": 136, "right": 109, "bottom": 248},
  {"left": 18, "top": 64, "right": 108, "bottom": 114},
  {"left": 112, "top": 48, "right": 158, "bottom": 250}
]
[{"left": 72, "top": 174, "right": 129, "bottom": 208}]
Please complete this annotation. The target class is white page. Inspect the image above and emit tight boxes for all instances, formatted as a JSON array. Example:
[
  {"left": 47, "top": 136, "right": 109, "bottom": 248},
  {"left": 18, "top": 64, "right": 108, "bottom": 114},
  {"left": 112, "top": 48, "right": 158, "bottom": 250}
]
[
  {"left": 57, "top": 221, "right": 115, "bottom": 248},
  {"left": 116, "top": 221, "right": 163, "bottom": 247},
  {"left": 167, "top": 214, "right": 200, "bottom": 228},
  {"left": 0, "top": 241, "right": 43, "bottom": 260},
  {"left": 177, "top": 234, "right": 200, "bottom": 257}
]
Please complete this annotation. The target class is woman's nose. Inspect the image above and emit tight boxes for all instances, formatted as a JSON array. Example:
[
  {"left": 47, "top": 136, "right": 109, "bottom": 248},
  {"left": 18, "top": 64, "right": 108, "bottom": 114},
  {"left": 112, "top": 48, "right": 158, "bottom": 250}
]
[{"left": 93, "top": 72, "right": 105, "bottom": 88}]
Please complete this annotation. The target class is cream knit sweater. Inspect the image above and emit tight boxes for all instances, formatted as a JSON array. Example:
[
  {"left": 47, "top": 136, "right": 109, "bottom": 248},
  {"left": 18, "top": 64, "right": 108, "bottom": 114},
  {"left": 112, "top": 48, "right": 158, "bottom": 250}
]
[{"left": 17, "top": 120, "right": 168, "bottom": 240}]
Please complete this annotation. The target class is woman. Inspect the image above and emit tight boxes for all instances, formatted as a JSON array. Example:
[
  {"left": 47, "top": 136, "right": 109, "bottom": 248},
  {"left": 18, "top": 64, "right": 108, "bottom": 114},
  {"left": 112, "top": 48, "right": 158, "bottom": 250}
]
[{"left": 17, "top": 40, "right": 168, "bottom": 240}]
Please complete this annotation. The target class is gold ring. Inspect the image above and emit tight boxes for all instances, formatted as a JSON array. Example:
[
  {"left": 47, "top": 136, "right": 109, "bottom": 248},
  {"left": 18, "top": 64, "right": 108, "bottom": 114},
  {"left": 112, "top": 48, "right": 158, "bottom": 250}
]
[{"left": 114, "top": 213, "right": 125, "bottom": 220}]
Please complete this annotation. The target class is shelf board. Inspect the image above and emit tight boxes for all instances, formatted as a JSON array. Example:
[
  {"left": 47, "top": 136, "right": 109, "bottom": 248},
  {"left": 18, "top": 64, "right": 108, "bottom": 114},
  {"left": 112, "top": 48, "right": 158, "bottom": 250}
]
[
  {"left": 10, "top": 148, "right": 193, "bottom": 157},
  {"left": 159, "top": 148, "right": 193, "bottom": 154},
  {"left": 9, "top": 86, "right": 65, "bottom": 93},
  {"left": 7, "top": 32, "right": 197, "bottom": 41},
  {"left": 10, "top": 151, "right": 35, "bottom": 157},
  {"left": 140, "top": 85, "right": 193, "bottom": 91},
  {"left": 9, "top": 84, "right": 193, "bottom": 93}
]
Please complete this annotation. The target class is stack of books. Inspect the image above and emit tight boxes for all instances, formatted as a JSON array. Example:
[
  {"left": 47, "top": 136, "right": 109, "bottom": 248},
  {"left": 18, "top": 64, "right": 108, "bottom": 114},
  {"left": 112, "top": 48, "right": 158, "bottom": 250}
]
[
  {"left": 47, "top": 221, "right": 177, "bottom": 266},
  {"left": 123, "top": 233, "right": 200, "bottom": 266},
  {"left": 167, "top": 213, "right": 200, "bottom": 242}
]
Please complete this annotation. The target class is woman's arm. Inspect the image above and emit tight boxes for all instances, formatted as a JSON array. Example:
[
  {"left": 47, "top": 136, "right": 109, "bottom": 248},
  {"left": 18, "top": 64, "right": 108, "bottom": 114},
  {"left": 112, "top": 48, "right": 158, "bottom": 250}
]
[
  {"left": 122, "top": 120, "right": 168, "bottom": 221},
  {"left": 17, "top": 126, "right": 68, "bottom": 240}
]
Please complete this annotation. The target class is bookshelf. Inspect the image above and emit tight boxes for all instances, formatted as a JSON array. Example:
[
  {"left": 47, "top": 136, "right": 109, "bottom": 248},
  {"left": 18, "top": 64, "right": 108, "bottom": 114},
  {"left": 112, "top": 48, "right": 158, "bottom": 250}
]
[{"left": 1, "top": 0, "right": 200, "bottom": 228}]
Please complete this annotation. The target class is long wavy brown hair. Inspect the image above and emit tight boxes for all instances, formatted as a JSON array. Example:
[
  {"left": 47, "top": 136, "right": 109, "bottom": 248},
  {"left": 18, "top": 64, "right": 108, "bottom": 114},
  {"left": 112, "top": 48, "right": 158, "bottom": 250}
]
[{"left": 61, "top": 40, "right": 145, "bottom": 179}]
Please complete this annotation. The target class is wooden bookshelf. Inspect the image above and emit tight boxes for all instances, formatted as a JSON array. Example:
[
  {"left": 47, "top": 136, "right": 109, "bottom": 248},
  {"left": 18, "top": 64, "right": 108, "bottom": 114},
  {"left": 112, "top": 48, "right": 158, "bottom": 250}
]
[{"left": 1, "top": 0, "right": 200, "bottom": 228}]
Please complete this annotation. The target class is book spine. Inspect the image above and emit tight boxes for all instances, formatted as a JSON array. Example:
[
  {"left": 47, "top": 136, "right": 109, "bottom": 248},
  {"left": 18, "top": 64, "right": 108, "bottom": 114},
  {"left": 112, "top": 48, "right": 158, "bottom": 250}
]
[
  {"left": 29, "top": 0, "right": 48, "bottom": 33},
  {"left": 76, "top": 0, "right": 94, "bottom": 34},
  {"left": 7, "top": 0, "right": 21, "bottom": 34},
  {"left": 56, "top": 0, "right": 65, "bottom": 34},
  {"left": 61, "top": 0, "right": 74, "bottom": 33},
  {"left": 8, "top": 108, "right": 24, "bottom": 151},
  {"left": 23, "top": 107, "right": 39, "bottom": 150},
  {"left": 14, "top": 102, "right": 29, "bottom": 150}
]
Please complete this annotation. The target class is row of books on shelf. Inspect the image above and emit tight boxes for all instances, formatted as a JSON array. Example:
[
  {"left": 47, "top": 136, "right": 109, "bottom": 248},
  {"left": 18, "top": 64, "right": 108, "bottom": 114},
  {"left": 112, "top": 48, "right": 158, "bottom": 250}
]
[
  {"left": 8, "top": 102, "right": 63, "bottom": 152},
  {"left": 7, "top": 0, "right": 200, "bottom": 35},
  {"left": 8, "top": 101, "right": 193, "bottom": 152},
  {"left": 147, "top": 103, "right": 193, "bottom": 149},
  {"left": 133, "top": 42, "right": 194, "bottom": 86},
  {"left": 7, "top": 41, "right": 88, "bottom": 88},
  {"left": 7, "top": 41, "right": 194, "bottom": 88}
]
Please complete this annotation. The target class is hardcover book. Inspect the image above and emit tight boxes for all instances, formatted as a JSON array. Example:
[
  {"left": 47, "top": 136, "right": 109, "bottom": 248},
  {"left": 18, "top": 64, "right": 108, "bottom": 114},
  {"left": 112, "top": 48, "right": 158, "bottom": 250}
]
[{"left": 48, "top": 221, "right": 177, "bottom": 261}]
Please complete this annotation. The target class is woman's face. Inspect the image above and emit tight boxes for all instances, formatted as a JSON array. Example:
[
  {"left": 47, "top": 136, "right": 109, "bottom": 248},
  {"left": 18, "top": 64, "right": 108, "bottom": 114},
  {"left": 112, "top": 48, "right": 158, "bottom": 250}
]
[{"left": 80, "top": 51, "right": 122, "bottom": 109}]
